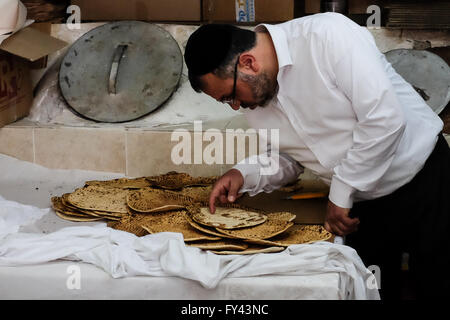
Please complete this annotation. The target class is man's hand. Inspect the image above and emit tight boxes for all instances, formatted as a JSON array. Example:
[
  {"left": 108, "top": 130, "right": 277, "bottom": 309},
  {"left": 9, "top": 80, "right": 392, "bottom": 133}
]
[
  {"left": 209, "top": 169, "right": 244, "bottom": 213},
  {"left": 324, "top": 201, "right": 360, "bottom": 236}
]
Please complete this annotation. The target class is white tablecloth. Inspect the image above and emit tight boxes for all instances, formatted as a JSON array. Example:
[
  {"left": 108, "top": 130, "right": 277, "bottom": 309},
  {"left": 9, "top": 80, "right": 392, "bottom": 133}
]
[{"left": 0, "top": 261, "right": 341, "bottom": 300}]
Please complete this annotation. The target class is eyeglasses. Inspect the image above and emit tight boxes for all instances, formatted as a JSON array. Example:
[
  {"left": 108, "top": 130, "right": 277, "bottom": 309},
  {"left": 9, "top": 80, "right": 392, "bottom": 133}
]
[{"left": 221, "top": 55, "right": 240, "bottom": 106}]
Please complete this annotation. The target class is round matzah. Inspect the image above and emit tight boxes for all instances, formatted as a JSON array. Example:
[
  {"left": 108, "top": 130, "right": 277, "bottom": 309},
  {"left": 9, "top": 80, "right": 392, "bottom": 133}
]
[
  {"left": 67, "top": 186, "right": 129, "bottom": 214},
  {"left": 211, "top": 245, "right": 285, "bottom": 255},
  {"left": 215, "top": 212, "right": 295, "bottom": 240},
  {"left": 53, "top": 208, "right": 103, "bottom": 222},
  {"left": 140, "top": 210, "right": 221, "bottom": 241},
  {"left": 268, "top": 211, "right": 296, "bottom": 222},
  {"left": 245, "top": 224, "right": 332, "bottom": 247},
  {"left": 85, "top": 177, "right": 151, "bottom": 189},
  {"left": 52, "top": 196, "right": 101, "bottom": 218},
  {"left": 146, "top": 172, "right": 218, "bottom": 190},
  {"left": 184, "top": 213, "right": 234, "bottom": 239},
  {"left": 191, "top": 207, "right": 267, "bottom": 230},
  {"left": 178, "top": 186, "right": 212, "bottom": 203},
  {"left": 60, "top": 194, "right": 99, "bottom": 214},
  {"left": 126, "top": 188, "right": 193, "bottom": 213},
  {"left": 61, "top": 193, "right": 124, "bottom": 219},
  {"left": 108, "top": 216, "right": 149, "bottom": 237},
  {"left": 187, "top": 240, "right": 248, "bottom": 251}
]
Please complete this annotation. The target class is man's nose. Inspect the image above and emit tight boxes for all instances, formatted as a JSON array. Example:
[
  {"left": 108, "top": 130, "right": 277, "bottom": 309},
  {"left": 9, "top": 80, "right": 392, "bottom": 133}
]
[{"left": 229, "top": 100, "right": 241, "bottom": 111}]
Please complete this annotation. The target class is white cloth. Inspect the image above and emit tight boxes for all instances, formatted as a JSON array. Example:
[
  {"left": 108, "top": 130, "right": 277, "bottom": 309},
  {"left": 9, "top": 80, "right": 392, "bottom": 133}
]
[
  {"left": 234, "top": 13, "right": 443, "bottom": 208},
  {"left": 0, "top": 196, "right": 379, "bottom": 300},
  {"left": 0, "top": 263, "right": 342, "bottom": 299},
  {"left": 0, "top": 0, "right": 34, "bottom": 45}
]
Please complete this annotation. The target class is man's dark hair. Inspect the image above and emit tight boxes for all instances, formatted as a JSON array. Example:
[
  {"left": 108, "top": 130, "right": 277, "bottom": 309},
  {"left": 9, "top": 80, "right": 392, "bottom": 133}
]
[{"left": 184, "top": 24, "right": 257, "bottom": 92}]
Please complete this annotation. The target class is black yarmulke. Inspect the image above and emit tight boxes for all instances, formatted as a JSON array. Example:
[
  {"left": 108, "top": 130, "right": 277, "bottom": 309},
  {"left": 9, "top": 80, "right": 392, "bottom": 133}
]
[{"left": 184, "top": 24, "right": 234, "bottom": 76}]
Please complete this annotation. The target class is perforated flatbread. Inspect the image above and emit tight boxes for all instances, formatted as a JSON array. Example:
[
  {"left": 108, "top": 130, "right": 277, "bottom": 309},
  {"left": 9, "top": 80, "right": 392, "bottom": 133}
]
[
  {"left": 54, "top": 210, "right": 104, "bottom": 222},
  {"left": 108, "top": 216, "right": 148, "bottom": 237},
  {"left": 127, "top": 188, "right": 194, "bottom": 213},
  {"left": 52, "top": 196, "right": 100, "bottom": 217},
  {"left": 211, "top": 245, "right": 285, "bottom": 255},
  {"left": 67, "top": 186, "right": 129, "bottom": 214},
  {"left": 184, "top": 213, "right": 234, "bottom": 239},
  {"left": 60, "top": 194, "right": 98, "bottom": 214},
  {"left": 140, "top": 210, "right": 221, "bottom": 241},
  {"left": 52, "top": 196, "right": 84, "bottom": 216},
  {"left": 146, "top": 172, "right": 218, "bottom": 190},
  {"left": 178, "top": 186, "right": 212, "bottom": 203},
  {"left": 52, "top": 197, "right": 104, "bottom": 222},
  {"left": 215, "top": 212, "right": 295, "bottom": 240},
  {"left": 268, "top": 211, "right": 296, "bottom": 223},
  {"left": 60, "top": 193, "right": 123, "bottom": 219},
  {"left": 85, "top": 177, "right": 151, "bottom": 189},
  {"left": 191, "top": 206, "right": 267, "bottom": 229},
  {"left": 246, "top": 224, "right": 332, "bottom": 247},
  {"left": 54, "top": 196, "right": 123, "bottom": 222},
  {"left": 188, "top": 240, "right": 248, "bottom": 251}
]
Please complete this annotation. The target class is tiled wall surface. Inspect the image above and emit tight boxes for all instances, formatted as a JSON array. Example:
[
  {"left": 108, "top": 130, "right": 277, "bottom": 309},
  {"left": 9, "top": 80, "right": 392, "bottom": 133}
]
[
  {"left": 1, "top": 125, "right": 448, "bottom": 177},
  {"left": 0, "top": 127, "right": 34, "bottom": 163},
  {"left": 34, "top": 127, "right": 126, "bottom": 173},
  {"left": 0, "top": 126, "right": 260, "bottom": 177}
]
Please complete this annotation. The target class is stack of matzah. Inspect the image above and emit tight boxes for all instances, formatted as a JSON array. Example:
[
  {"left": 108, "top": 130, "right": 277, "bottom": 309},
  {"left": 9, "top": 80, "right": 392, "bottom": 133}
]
[
  {"left": 51, "top": 172, "right": 332, "bottom": 254},
  {"left": 50, "top": 174, "right": 212, "bottom": 222}
]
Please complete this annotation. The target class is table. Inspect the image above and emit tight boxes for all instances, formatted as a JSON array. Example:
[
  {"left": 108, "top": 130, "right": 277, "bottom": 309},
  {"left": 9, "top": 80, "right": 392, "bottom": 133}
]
[{"left": 0, "top": 154, "right": 349, "bottom": 300}]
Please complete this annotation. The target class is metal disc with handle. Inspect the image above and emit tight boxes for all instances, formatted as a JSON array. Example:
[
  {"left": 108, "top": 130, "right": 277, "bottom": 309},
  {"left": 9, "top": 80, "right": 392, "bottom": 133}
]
[
  {"left": 59, "top": 21, "right": 183, "bottom": 123},
  {"left": 385, "top": 49, "right": 450, "bottom": 115}
]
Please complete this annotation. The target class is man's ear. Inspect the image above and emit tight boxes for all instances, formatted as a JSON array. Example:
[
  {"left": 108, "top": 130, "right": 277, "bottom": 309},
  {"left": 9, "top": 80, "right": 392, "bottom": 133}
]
[{"left": 239, "top": 53, "right": 259, "bottom": 74}]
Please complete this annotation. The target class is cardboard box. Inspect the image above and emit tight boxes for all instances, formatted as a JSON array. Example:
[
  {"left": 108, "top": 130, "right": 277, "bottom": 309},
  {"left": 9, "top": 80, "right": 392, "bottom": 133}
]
[
  {"left": 203, "top": 0, "right": 294, "bottom": 23},
  {"left": 71, "top": 0, "right": 201, "bottom": 22},
  {"left": 28, "top": 23, "right": 52, "bottom": 69},
  {"left": 0, "top": 51, "right": 32, "bottom": 128},
  {"left": 0, "top": 26, "right": 67, "bottom": 128}
]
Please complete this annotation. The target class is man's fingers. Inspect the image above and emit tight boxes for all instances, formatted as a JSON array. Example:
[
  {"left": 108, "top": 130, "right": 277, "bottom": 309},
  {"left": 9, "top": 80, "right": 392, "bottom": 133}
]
[
  {"left": 340, "top": 214, "right": 360, "bottom": 229},
  {"left": 208, "top": 169, "right": 244, "bottom": 213},
  {"left": 338, "top": 218, "right": 360, "bottom": 233},
  {"left": 324, "top": 221, "right": 332, "bottom": 233},
  {"left": 333, "top": 219, "right": 359, "bottom": 236},
  {"left": 325, "top": 218, "right": 359, "bottom": 236},
  {"left": 227, "top": 179, "right": 241, "bottom": 202},
  {"left": 325, "top": 221, "right": 343, "bottom": 236},
  {"left": 209, "top": 184, "right": 224, "bottom": 213},
  {"left": 325, "top": 202, "right": 360, "bottom": 236},
  {"left": 336, "top": 221, "right": 353, "bottom": 235}
]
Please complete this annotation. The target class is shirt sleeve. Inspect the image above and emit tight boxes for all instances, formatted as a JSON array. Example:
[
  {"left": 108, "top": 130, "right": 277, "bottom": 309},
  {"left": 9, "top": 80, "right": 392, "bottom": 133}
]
[
  {"left": 320, "top": 14, "right": 406, "bottom": 208},
  {"left": 233, "top": 152, "right": 304, "bottom": 196}
]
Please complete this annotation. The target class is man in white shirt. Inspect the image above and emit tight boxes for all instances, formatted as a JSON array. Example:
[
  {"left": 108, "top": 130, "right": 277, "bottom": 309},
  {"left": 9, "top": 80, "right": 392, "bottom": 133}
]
[{"left": 184, "top": 13, "right": 449, "bottom": 300}]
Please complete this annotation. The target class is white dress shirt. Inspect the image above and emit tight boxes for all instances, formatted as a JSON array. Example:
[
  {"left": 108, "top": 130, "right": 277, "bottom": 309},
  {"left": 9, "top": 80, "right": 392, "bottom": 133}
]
[{"left": 233, "top": 13, "right": 443, "bottom": 209}]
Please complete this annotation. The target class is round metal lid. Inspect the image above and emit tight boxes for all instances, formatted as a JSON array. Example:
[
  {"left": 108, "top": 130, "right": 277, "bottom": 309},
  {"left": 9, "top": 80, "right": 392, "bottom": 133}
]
[
  {"left": 385, "top": 49, "right": 450, "bottom": 115},
  {"left": 59, "top": 21, "right": 183, "bottom": 123}
]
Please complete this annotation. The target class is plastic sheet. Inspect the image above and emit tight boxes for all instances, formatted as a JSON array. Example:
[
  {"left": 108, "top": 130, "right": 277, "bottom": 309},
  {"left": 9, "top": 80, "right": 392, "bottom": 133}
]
[{"left": 28, "top": 55, "right": 68, "bottom": 123}]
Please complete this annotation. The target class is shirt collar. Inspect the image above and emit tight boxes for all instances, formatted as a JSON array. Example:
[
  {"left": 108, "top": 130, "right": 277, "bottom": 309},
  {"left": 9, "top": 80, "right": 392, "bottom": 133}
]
[{"left": 255, "top": 23, "right": 293, "bottom": 70}]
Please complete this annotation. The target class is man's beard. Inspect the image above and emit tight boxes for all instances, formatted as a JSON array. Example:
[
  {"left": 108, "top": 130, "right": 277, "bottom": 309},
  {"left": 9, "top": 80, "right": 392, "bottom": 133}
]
[{"left": 238, "top": 71, "right": 278, "bottom": 109}]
